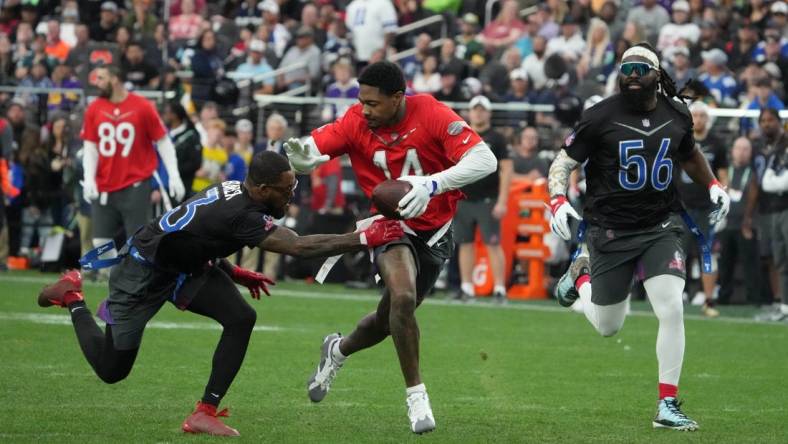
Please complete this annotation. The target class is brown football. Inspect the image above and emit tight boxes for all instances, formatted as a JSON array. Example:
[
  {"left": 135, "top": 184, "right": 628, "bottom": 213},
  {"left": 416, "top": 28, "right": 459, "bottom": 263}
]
[{"left": 372, "top": 179, "right": 413, "bottom": 219}]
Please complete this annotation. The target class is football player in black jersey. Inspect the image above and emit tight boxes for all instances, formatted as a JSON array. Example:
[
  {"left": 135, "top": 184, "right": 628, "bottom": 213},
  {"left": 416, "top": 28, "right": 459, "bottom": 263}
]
[
  {"left": 547, "top": 43, "right": 730, "bottom": 431},
  {"left": 36, "top": 151, "right": 404, "bottom": 437}
]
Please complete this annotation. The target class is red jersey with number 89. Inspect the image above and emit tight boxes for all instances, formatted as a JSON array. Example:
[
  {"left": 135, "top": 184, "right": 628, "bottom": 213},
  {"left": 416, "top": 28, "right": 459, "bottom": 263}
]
[
  {"left": 311, "top": 94, "right": 482, "bottom": 231},
  {"left": 80, "top": 92, "right": 167, "bottom": 193}
]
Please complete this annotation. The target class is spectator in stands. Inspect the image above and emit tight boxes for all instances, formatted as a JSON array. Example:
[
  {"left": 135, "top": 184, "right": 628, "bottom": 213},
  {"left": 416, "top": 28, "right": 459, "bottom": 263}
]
[
  {"left": 399, "top": 33, "right": 433, "bottom": 82},
  {"left": 479, "top": 0, "right": 525, "bottom": 56},
  {"left": 277, "top": 26, "right": 321, "bottom": 92},
  {"left": 597, "top": 0, "right": 624, "bottom": 41},
  {"left": 169, "top": 0, "right": 207, "bottom": 41},
  {"left": 626, "top": 0, "right": 669, "bottom": 46},
  {"left": 344, "top": 0, "right": 398, "bottom": 68},
  {"left": 194, "top": 101, "right": 218, "bottom": 146},
  {"left": 438, "top": 39, "right": 467, "bottom": 80},
  {"left": 12, "top": 21, "right": 34, "bottom": 61},
  {"left": 546, "top": 16, "right": 585, "bottom": 63},
  {"left": 259, "top": 0, "right": 291, "bottom": 59},
  {"left": 512, "top": 126, "right": 549, "bottom": 179},
  {"left": 300, "top": 3, "right": 327, "bottom": 48},
  {"left": 663, "top": 46, "right": 695, "bottom": 92},
  {"left": 656, "top": 1, "right": 699, "bottom": 52},
  {"left": 480, "top": 46, "right": 521, "bottom": 100},
  {"left": 17, "top": 61, "right": 53, "bottom": 111},
  {"left": 64, "top": 24, "right": 90, "bottom": 77},
  {"left": 43, "top": 20, "right": 70, "bottom": 63},
  {"left": 90, "top": 1, "right": 120, "bottom": 43},
  {"left": 162, "top": 101, "right": 202, "bottom": 199},
  {"left": 323, "top": 59, "right": 359, "bottom": 121},
  {"left": 755, "top": 30, "right": 788, "bottom": 77},
  {"left": 323, "top": 17, "right": 353, "bottom": 71},
  {"left": 772, "top": 1, "right": 788, "bottom": 36},
  {"left": 0, "top": 34, "right": 12, "bottom": 85},
  {"left": 310, "top": 156, "right": 345, "bottom": 215},
  {"left": 47, "top": 64, "right": 80, "bottom": 112},
  {"left": 577, "top": 17, "right": 614, "bottom": 81},
  {"left": 453, "top": 95, "right": 511, "bottom": 303},
  {"left": 21, "top": 33, "right": 56, "bottom": 72},
  {"left": 433, "top": 66, "right": 466, "bottom": 102},
  {"left": 114, "top": 26, "right": 131, "bottom": 56},
  {"left": 455, "top": 13, "right": 485, "bottom": 74},
  {"left": 232, "top": 39, "right": 275, "bottom": 94},
  {"left": 255, "top": 113, "right": 288, "bottom": 155},
  {"left": 411, "top": 55, "right": 441, "bottom": 94},
  {"left": 699, "top": 48, "right": 738, "bottom": 107},
  {"left": 192, "top": 118, "right": 227, "bottom": 192},
  {"left": 743, "top": 76, "right": 785, "bottom": 136},
  {"left": 59, "top": 1, "right": 80, "bottom": 47},
  {"left": 123, "top": 0, "right": 159, "bottom": 40},
  {"left": 718, "top": 137, "right": 760, "bottom": 305},
  {"left": 221, "top": 128, "right": 245, "bottom": 182},
  {"left": 728, "top": 22, "right": 759, "bottom": 72},
  {"left": 522, "top": 35, "right": 548, "bottom": 91},
  {"left": 121, "top": 41, "right": 159, "bottom": 90},
  {"left": 191, "top": 30, "right": 225, "bottom": 103},
  {"left": 234, "top": 119, "right": 255, "bottom": 166},
  {"left": 502, "top": 68, "right": 533, "bottom": 130},
  {"left": 690, "top": 20, "right": 726, "bottom": 67}
]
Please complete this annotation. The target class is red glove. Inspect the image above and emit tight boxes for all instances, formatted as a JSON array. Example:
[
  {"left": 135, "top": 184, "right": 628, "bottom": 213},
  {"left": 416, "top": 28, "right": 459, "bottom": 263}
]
[
  {"left": 230, "top": 266, "right": 275, "bottom": 299},
  {"left": 359, "top": 219, "right": 404, "bottom": 247}
]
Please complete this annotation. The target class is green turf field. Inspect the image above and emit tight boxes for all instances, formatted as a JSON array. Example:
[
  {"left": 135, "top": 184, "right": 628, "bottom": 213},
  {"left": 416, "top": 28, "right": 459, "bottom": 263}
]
[{"left": 1, "top": 271, "right": 786, "bottom": 443}]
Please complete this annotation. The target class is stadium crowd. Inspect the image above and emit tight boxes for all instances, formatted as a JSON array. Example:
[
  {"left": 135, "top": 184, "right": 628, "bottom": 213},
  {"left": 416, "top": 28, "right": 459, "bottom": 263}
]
[{"left": 0, "top": 0, "right": 786, "bottom": 318}]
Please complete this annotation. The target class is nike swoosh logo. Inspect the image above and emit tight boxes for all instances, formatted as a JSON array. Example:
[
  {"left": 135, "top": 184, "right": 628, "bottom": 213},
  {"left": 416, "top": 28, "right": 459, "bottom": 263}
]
[
  {"left": 662, "top": 221, "right": 671, "bottom": 228},
  {"left": 613, "top": 120, "right": 673, "bottom": 137},
  {"left": 462, "top": 134, "right": 471, "bottom": 144}
]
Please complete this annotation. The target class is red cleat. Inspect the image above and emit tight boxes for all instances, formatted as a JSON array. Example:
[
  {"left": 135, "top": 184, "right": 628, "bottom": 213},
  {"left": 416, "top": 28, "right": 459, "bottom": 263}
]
[
  {"left": 38, "top": 270, "right": 83, "bottom": 308},
  {"left": 182, "top": 402, "right": 240, "bottom": 437}
]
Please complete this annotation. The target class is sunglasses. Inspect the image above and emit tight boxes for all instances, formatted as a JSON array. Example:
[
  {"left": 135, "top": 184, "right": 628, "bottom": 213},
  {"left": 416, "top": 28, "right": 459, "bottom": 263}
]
[
  {"left": 619, "top": 62, "right": 655, "bottom": 77},
  {"left": 265, "top": 178, "right": 298, "bottom": 194}
]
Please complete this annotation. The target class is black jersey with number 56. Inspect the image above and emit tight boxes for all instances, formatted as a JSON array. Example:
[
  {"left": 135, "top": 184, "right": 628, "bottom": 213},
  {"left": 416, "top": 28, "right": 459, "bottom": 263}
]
[{"left": 563, "top": 94, "right": 695, "bottom": 229}]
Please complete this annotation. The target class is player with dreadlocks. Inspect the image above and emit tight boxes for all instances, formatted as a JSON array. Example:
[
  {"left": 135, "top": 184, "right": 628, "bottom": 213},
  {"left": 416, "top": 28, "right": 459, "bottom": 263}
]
[{"left": 546, "top": 42, "right": 730, "bottom": 431}]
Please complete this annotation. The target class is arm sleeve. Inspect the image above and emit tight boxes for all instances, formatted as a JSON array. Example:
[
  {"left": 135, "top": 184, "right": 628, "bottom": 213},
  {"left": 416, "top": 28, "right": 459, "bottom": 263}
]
[
  {"left": 310, "top": 113, "right": 354, "bottom": 158},
  {"left": 428, "top": 98, "right": 483, "bottom": 163},
  {"left": 156, "top": 136, "right": 182, "bottom": 180},
  {"left": 83, "top": 141, "right": 99, "bottom": 181},
  {"left": 431, "top": 143, "right": 498, "bottom": 194},
  {"left": 79, "top": 104, "right": 98, "bottom": 143},
  {"left": 563, "top": 110, "right": 596, "bottom": 163}
]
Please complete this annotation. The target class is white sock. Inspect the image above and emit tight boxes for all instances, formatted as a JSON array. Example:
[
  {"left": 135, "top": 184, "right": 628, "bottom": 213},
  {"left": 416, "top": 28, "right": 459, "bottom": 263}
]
[
  {"left": 578, "top": 281, "right": 628, "bottom": 336},
  {"left": 406, "top": 383, "right": 426, "bottom": 396},
  {"left": 644, "top": 275, "right": 685, "bottom": 386},
  {"left": 493, "top": 285, "right": 506, "bottom": 295},
  {"left": 461, "top": 282, "right": 474, "bottom": 296},
  {"left": 331, "top": 339, "right": 346, "bottom": 364}
]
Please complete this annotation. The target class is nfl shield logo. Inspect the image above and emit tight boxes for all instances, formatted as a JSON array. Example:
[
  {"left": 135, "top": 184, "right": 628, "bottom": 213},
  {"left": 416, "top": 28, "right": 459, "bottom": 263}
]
[{"left": 642, "top": 118, "right": 650, "bottom": 127}]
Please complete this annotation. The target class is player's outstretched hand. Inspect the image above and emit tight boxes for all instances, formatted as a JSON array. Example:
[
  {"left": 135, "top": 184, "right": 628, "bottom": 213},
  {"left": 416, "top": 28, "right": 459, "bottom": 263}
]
[
  {"left": 230, "top": 265, "right": 275, "bottom": 299},
  {"left": 82, "top": 178, "right": 99, "bottom": 203},
  {"left": 283, "top": 138, "right": 329, "bottom": 174},
  {"left": 708, "top": 180, "right": 730, "bottom": 226},
  {"left": 397, "top": 175, "right": 438, "bottom": 219},
  {"left": 168, "top": 175, "right": 186, "bottom": 202},
  {"left": 548, "top": 195, "right": 581, "bottom": 241},
  {"left": 360, "top": 219, "right": 404, "bottom": 247}
]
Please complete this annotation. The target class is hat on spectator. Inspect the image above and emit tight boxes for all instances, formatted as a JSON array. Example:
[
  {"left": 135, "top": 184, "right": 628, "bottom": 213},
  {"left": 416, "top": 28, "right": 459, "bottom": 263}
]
[
  {"left": 258, "top": 0, "right": 280, "bottom": 15},
  {"left": 672, "top": 1, "right": 690, "bottom": 13},
  {"left": 461, "top": 13, "right": 479, "bottom": 25},
  {"left": 701, "top": 48, "right": 727, "bottom": 65},
  {"left": 771, "top": 1, "right": 787, "bottom": 15},
  {"left": 235, "top": 119, "right": 253, "bottom": 133},
  {"left": 469, "top": 95, "right": 492, "bottom": 111},
  {"left": 509, "top": 68, "right": 528, "bottom": 81},
  {"left": 249, "top": 39, "right": 265, "bottom": 52},
  {"left": 666, "top": 45, "right": 690, "bottom": 60},
  {"left": 100, "top": 1, "right": 118, "bottom": 12},
  {"left": 296, "top": 26, "right": 314, "bottom": 38}
]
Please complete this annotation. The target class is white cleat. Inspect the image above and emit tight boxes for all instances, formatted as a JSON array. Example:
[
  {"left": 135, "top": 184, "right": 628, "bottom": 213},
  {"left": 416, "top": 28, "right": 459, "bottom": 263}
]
[
  {"left": 406, "top": 391, "right": 436, "bottom": 434},
  {"left": 307, "top": 333, "right": 343, "bottom": 402}
]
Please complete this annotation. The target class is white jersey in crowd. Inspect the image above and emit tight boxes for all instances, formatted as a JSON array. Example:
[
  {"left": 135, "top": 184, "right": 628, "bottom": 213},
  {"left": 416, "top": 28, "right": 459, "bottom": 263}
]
[{"left": 345, "top": 0, "right": 398, "bottom": 62}]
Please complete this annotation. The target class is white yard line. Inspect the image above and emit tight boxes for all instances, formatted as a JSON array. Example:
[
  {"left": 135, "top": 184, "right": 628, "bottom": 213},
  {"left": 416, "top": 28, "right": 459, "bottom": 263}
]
[{"left": 2, "top": 274, "right": 784, "bottom": 326}]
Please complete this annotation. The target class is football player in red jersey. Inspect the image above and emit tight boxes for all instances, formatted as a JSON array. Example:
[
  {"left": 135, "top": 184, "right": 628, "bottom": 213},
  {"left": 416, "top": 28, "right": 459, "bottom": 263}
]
[
  {"left": 81, "top": 66, "right": 186, "bottom": 262},
  {"left": 289, "top": 61, "right": 498, "bottom": 434}
]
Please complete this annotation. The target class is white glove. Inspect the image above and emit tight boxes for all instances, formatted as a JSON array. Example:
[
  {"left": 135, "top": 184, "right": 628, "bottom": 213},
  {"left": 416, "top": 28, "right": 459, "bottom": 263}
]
[
  {"left": 397, "top": 175, "right": 438, "bottom": 219},
  {"left": 82, "top": 178, "right": 99, "bottom": 203},
  {"left": 168, "top": 175, "right": 186, "bottom": 202},
  {"left": 713, "top": 216, "right": 727, "bottom": 233},
  {"left": 548, "top": 195, "right": 581, "bottom": 241},
  {"left": 283, "top": 137, "right": 329, "bottom": 174},
  {"left": 708, "top": 180, "right": 730, "bottom": 226}
]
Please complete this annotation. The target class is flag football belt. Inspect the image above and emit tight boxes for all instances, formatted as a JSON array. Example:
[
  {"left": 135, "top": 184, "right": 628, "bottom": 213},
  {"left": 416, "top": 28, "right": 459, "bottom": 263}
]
[{"left": 79, "top": 238, "right": 153, "bottom": 270}]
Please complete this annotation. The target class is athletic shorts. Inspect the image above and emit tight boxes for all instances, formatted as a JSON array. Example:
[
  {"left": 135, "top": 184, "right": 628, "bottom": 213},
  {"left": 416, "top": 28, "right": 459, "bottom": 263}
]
[
  {"left": 92, "top": 180, "right": 153, "bottom": 239},
  {"left": 586, "top": 213, "right": 686, "bottom": 306},
  {"left": 101, "top": 253, "right": 225, "bottom": 350},
  {"left": 373, "top": 227, "right": 453, "bottom": 304},
  {"left": 452, "top": 199, "right": 501, "bottom": 245}
]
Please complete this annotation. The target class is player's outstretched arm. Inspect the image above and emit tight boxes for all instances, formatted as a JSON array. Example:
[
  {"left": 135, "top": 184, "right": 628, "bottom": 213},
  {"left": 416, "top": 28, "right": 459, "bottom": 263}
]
[
  {"left": 283, "top": 136, "right": 329, "bottom": 174},
  {"left": 547, "top": 149, "right": 582, "bottom": 241},
  {"left": 258, "top": 219, "right": 404, "bottom": 258}
]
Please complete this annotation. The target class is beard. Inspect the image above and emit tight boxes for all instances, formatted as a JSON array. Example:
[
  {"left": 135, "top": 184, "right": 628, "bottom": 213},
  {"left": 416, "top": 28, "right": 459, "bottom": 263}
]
[
  {"left": 619, "top": 76, "right": 658, "bottom": 111},
  {"left": 269, "top": 203, "right": 287, "bottom": 220},
  {"left": 98, "top": 84, "right": 113, "bottom": 98}
]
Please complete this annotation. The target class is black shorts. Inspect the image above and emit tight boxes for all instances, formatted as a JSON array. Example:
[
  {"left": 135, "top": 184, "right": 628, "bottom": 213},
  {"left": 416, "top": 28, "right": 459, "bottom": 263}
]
[
  {"left": 373, "top": 227, "right": 453, "bottom": 304},
  {"left": 100, "top": 254, "right": 225, "bottom": 350},
  {"left": 92, "top": 180, "right": 153, "bottom": 239},
  {"left": 586, "top": 213, "right": 686, "bottom": 306},
  {"left": 452, "top": 199, "right": 501, "bottom": 245}
]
